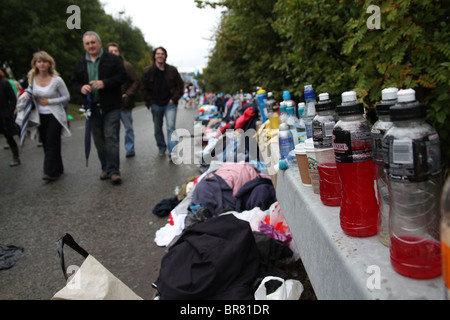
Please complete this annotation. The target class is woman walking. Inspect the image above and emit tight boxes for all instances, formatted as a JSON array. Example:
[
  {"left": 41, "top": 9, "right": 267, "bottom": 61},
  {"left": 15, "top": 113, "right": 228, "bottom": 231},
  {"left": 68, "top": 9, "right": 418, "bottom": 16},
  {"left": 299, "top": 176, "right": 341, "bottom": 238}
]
[{"left": 28, "top": 51, "right": 71, "bottom": 181}]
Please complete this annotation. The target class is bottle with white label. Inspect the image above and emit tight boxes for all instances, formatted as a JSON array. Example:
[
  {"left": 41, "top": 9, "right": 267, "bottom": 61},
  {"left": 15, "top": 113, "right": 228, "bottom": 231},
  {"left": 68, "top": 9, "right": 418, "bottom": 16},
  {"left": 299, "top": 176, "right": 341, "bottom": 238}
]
[
  {"left": 385, "top": 88, "right": 443, "bottom": 279},
  {"left": 371, "top": 87, "right": 397, "bottom": 247}
]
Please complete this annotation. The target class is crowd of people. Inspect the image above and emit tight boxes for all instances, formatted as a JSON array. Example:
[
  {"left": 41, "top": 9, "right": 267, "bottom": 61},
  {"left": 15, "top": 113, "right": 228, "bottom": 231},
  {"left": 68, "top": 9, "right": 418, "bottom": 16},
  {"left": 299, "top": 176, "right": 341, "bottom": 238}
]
[{"left": 0, "top": 31, "right": 185, "bottom": 185}]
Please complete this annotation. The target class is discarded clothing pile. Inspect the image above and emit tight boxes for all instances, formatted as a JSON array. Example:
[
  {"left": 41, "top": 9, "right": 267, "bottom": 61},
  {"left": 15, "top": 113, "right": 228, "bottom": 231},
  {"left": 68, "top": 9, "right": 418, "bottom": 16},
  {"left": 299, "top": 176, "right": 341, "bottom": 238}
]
[{"left": 153, "top": 162, "right": 302, "bottom": 300}]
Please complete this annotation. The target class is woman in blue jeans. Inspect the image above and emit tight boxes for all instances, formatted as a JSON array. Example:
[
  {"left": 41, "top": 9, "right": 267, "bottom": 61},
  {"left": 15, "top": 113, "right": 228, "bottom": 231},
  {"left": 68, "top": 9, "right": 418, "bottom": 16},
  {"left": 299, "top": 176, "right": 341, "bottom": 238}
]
[{"left": 141, "top": 47, "right": 184, "bottom": 158}]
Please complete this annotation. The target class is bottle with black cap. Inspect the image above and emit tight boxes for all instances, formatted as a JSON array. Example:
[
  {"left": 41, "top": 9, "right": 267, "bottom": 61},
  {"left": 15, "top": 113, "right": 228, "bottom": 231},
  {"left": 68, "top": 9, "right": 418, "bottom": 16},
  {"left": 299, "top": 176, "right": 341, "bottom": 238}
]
[
  {"left": 333, "top": 91, "right": 379, "bottom": 237},
  {"left": 371, "top": 87, "right": 398, "bottom": 246},
  {"left": 385, "top": 88, "right": 443, "bottom": 279},
  {"left": 313, "top": 93, "right": 341, "bottom": 206}
]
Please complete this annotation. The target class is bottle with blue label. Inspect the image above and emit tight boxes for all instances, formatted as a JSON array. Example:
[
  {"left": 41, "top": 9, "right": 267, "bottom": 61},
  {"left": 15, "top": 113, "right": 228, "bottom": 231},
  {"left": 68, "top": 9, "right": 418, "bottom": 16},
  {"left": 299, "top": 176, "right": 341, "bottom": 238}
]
[
  {"left": 278, "top": 122, "right": 295, "bottom": 160},
  {"left": 303, "top": 85, "right": 317, "bottom": 139},
  {"left": 296, "top": 103, "right": 307, "bottom": 143},
  {"left": 385, "top": 88, "right": 442, "bottom": 279}
]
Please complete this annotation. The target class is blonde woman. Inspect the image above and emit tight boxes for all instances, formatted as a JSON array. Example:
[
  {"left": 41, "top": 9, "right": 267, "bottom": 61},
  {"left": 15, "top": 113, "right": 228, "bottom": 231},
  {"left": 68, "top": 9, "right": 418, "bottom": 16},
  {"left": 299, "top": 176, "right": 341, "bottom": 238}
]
[{"left": 28, "top": 51, "right": 71, "bottom": 181}]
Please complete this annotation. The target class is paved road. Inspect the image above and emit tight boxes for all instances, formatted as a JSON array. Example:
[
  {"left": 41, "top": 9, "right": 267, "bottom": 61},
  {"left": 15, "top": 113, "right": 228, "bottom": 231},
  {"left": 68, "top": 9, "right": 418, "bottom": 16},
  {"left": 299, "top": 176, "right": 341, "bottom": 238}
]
[{"left": 0, "top": 104, "right": 201, "bottom": 300}]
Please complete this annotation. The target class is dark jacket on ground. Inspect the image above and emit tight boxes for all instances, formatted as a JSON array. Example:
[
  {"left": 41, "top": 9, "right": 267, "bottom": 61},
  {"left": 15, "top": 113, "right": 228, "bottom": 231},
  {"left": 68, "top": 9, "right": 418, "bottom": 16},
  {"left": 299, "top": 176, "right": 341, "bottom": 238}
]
[
  {"left": 70, "top": 51, "right": 127, "bottom": 113},
  {"left": 0, "top": 79, "right": 18, "bottom": 136},
  {"left": 140, "top": 63, "right": 184, "bottom": 107}
]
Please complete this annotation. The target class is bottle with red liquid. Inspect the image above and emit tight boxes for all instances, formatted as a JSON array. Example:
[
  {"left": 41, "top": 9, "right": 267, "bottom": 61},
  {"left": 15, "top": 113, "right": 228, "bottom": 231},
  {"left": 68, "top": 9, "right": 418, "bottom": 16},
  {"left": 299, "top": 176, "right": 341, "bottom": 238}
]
[
  {"left": 333, "top": 91, "right": 379, "bottom": 237},
  {"left": 313, "top": 93, "right": 341, "bottom": 206},
  {"left": 385, "top": 89, "right": 442, "bottom": 279}
]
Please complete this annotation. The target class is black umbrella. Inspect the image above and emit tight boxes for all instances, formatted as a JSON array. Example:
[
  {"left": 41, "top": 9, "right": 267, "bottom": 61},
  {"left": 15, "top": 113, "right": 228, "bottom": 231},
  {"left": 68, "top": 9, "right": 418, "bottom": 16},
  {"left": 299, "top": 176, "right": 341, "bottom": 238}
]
[{"left": 84, "top": 93, "right": 93, "bottom": 167}]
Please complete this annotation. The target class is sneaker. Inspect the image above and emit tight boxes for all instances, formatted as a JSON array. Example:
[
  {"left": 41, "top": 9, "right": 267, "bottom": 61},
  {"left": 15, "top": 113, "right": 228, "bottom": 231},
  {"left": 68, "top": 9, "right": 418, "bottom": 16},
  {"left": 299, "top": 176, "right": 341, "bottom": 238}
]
[
  {"left": 126, "top": 153, "right": 135, "bottom": 158},
  {"left": 111, "top": 174, "right": 122, "bottom": 185}
]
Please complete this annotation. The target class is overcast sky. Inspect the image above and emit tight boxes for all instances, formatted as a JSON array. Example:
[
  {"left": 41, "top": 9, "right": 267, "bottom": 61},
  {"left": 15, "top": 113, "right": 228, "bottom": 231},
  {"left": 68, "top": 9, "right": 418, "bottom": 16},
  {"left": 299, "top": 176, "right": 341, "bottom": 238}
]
[{"left": 102, "top": 0, "right": 223, "bottom": 72}]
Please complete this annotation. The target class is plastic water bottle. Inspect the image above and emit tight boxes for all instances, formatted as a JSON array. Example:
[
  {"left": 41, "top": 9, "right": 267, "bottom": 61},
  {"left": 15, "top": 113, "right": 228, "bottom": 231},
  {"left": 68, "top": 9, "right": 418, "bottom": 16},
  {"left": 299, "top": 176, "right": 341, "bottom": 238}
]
[
  {"left": 441, "top": 176, "right": 450, "bottom": 299},
  {"left": 286, "top": 103, "right": 299, "bottom": 146},
  {"left": 279, "top": 102, "right": 287, "bottom": 124},
  {"left": 333, "top": 91, "right": 379, "bottom": 237},
  {"left": 277, "top": 149, "right": 297, "bottom": 171},
  {"left": 385, "top": 88, "right": 442, "bottom": 279},
  {"left": 279, "top": 122, "right": 295, "bottom": 160},
  {"left": 313, "top": 93, "right": 341, "bottom": 207},
  {"left": 371, "top": 87, "right": 397, "bottom": 246},
  {"left": 303, "top": 85, "right": 317, "bottom": 139},
  {"left": 296, "top": 103, "right": 307, "bottom": 143},
  {"left": 283, "top": 90, "right": 296, "bottom": 113},
  {"left": 266, "top": 92, "right": 276, "bottom": 114}
]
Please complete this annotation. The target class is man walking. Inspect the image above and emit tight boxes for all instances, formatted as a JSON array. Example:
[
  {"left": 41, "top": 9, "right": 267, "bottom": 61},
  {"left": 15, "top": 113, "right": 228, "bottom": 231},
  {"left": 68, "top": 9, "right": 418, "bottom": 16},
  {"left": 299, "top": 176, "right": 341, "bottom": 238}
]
[
  {"left": 71, "top": 31, "right": 126, "bottom": 185},
  {"left": 141, "top": 47, "right": 184, "bottom": 159},
  {"left": 107, "top": 42, "right": 140, "bottom": 158}
]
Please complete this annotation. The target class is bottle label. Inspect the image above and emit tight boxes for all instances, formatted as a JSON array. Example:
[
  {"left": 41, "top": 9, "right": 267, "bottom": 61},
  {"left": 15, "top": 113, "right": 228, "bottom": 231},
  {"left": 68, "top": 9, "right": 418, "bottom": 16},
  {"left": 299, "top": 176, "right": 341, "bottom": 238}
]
[
  {"left": 388, "top": 133, "right": 441, "bottom": 182},
  {"left": 371, "top": 128, "right": 387, "bottom": 162},
  {"left": 333, "top": 127, "right": 372, "bottom": 163},
  {"left": 313, "top": 120, "right": 335, "bottom": 148}
]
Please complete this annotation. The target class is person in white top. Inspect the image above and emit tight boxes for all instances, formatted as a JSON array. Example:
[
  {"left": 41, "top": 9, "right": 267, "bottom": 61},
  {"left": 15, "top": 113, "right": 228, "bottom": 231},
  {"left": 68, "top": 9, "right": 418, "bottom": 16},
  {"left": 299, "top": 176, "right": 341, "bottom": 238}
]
[{"left": 27, "top": 51, "right": 71, "bottom": 181}]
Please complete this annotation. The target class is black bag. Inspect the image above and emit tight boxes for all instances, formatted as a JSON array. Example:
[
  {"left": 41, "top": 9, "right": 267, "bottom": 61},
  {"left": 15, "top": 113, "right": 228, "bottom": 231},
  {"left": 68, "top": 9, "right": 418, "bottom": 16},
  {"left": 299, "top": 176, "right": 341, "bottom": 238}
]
[{"left": 154, "top": 214, "right": 260, "bottom": 300}]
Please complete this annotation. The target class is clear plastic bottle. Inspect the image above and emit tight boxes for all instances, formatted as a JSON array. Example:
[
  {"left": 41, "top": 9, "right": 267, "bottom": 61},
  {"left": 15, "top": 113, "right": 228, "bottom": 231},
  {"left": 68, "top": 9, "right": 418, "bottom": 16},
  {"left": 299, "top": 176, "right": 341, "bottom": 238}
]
[
  {"left": 386, "top": 88, "right": 442, "bottom": 279},
  {"left": 277, "top": 149, "right": 297, "bottom": 171},
  {"left": 313, "top": 93, "right": 341, "bottom": 207},
  {"left": 296, "top": 103, "right": 307, "bottom": 143},
  {"left": 278, "top": 122, "right": 295, "bottom": 160},
  {"left": 286, "top": 103, "right": 299, "bottom": 146},
  {"left": 303, "top": 85, "right": 317, "bottom": 139},
  {"left": 283, "top": 90, "right": 296, "bottom": 113},
  {"left": 441, "top": 176, "right": 450, "bottom": 299},
  {"left": 333, "top": 91, "right": 379, "bottom": 237},
  {"left": 279, "top": 102, "right": 287, "bottom": 125},
  {"left": 266, "top": 92, "right": 276, "bottom": 114},
  {"left": 371, "top": 87, "right": 398, "bottom": 247}
]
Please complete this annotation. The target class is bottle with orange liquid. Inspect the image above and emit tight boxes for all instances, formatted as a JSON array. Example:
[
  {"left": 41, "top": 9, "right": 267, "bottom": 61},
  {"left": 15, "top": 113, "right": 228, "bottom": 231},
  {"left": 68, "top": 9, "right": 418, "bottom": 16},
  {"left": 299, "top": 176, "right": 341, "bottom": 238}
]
[
  {"left": 385, "top": 89, "right": 442, "bottom": 279},
  {"left": 440, "top": 176, "right": 450, "bottom": 299},
  {"left": 333, "top": 91, "right": 379, "bottom": 237}
]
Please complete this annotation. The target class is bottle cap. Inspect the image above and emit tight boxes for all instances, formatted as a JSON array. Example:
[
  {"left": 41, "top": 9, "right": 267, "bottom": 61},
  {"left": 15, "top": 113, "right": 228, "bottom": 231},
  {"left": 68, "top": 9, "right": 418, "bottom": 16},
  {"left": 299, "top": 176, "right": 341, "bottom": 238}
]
[
  {"left": 341, "top": 91, "right": 357, "bottom": 104},
  {"left": 319, "top": 93, "right": 330, "bottom": 101},
  {"left": 298, "top": 102, "right": 305, "bottom": 116},
  {"left": 390, "top": 88, "right": 426, "bottom": 121},
  {"left": 304, "top": 85, "right": 316, "bottom": 100},
  {"left": 376, "top": 87, "right": 398, "bottom": 116},
  {"left": 283, "top": 91, "right": 291, "bottom": 100},
  {"left": 338, "top": 91, "right": 364, "bottom": 115},
  {"left": 278, "top": 160, "right": 289, "bottom": 171},
  {"left": 316, "top": 92, "right": 336, "bottom": 112},
  {"left": 397, "top": 88, "right": 416, "bottom": 103},
  {"left": 268, "top": 92, "right": 273, "bottom": 98},
  {"left": 382, "top": 87, "right": 399, "bottom": 101}
]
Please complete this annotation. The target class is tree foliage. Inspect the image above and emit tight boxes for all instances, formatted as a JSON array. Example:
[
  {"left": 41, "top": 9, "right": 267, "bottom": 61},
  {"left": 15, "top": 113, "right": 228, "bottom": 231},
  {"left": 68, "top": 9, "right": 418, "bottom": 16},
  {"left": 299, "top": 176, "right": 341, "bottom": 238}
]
[
  {"left": 0, "top": 0, "right": 153, "bottom": 100},
  {"left": 199, "top": 0, "right": 449, "bottom": 175}
]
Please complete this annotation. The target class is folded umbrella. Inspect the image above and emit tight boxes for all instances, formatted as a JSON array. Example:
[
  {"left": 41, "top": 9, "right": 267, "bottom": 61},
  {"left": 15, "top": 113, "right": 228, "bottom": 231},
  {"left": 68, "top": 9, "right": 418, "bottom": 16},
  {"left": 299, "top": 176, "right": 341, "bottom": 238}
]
[{"left": 84, "top": 93, "right": 92, "bottom": 167}]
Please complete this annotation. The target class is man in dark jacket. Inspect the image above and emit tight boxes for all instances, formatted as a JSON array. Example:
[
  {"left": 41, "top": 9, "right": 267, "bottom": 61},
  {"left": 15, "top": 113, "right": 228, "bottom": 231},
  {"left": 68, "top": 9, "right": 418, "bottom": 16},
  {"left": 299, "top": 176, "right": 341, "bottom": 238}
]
[
  {"left": 107, "top": 42, "right": 140, "bottom": 158},
  {"left": 0, "top": 77, "right": 19, "bottom": 167},
  {"left": 141, "top": 47, "right": 184, "bottom": 158},
  {"left": 71, "top": 31, "right": 127, "bottom": 185}
]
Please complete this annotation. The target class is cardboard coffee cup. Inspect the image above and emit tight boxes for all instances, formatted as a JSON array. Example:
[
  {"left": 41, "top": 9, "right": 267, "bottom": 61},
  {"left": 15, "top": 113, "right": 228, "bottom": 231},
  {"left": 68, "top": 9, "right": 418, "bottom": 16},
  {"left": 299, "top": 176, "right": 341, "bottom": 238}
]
[
  {"left": 294, "top": 143, "right": 312, "bottom": 187},
  {"left": 304, "top": 138, "right": 320, "bottom": 194}
]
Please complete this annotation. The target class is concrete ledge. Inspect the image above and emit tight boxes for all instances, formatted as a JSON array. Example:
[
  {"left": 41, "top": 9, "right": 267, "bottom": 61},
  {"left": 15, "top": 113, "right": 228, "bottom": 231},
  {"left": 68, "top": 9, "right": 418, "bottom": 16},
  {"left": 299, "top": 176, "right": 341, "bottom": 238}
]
[{"left": 276, "top": 166, "right": 444, "bottom": 300}]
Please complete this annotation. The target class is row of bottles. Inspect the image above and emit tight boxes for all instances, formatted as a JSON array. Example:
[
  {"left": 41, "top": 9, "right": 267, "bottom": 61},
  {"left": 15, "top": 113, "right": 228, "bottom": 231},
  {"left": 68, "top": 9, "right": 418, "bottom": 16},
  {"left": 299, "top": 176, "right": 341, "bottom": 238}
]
[{"left": 272, "top": 85, "right": 445, "bottom": 282}]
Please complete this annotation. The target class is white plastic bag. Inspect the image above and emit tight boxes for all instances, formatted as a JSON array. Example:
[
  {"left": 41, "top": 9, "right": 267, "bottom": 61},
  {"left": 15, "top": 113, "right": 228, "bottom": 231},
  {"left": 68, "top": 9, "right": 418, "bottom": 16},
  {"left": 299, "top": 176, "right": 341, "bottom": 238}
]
[{"left": 254, "top": 276, "right": 304, "bottom": 300}]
